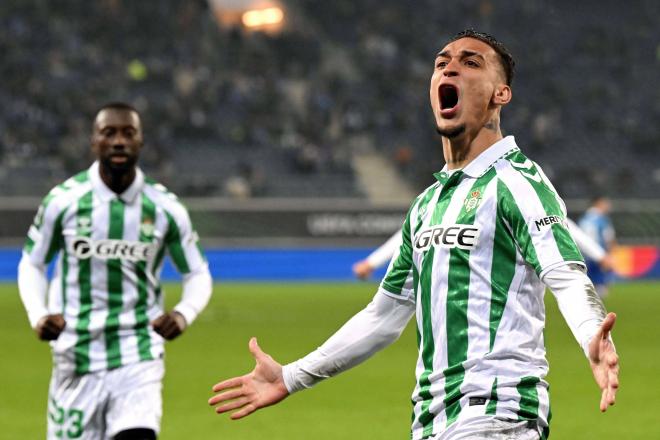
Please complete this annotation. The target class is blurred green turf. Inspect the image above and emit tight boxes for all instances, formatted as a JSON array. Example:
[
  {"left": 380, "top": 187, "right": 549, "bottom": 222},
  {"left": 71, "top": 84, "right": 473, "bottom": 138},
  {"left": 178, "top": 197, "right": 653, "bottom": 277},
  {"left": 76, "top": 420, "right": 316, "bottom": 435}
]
[{"left": 1, "top": 282, "right": 657, "bottom": 439}]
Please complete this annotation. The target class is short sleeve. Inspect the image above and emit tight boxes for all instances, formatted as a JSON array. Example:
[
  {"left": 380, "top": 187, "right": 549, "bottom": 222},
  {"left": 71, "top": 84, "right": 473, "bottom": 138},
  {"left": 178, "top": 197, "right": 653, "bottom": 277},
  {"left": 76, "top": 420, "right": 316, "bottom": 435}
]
[
  {"left": 164, "top": 205, "right": 207, "bottom": 275},
  {"left": 379, "top": 206, "right": 415, "bottom": 301},
  {"left": 23, "top": 196, "right": 67, "bottom": 266}
]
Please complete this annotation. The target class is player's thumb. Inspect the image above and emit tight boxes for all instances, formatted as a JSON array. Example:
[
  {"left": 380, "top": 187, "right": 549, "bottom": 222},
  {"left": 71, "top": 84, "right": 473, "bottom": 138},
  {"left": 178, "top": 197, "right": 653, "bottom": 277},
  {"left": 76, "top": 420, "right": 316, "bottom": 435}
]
[
  {"left": 599, "top": 312, "right": 616, "bottom": 338},
  {"left": 249, "top": 337, "right": 266, "bottom": 361}
]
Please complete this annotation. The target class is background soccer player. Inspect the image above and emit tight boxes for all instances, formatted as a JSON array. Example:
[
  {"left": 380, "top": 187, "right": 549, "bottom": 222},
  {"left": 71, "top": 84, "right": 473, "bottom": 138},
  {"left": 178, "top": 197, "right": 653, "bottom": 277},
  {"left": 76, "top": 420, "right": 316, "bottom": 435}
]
[
  {"left": 18, "top": 103, "right": 213, "bottom": 440},
  {"left": 579, "top": 196, "right": 617, "bottom": 298},
  {"left": 208, "top": 30, "right": 619, "bottom": 439}
]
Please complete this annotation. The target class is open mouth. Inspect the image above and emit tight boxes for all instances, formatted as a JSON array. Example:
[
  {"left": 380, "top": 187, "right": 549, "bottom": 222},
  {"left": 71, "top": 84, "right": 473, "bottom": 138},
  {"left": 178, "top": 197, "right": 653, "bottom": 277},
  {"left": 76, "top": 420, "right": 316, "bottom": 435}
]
[{"left": 439, "top": 84, "right": 459, "bottom": 110}]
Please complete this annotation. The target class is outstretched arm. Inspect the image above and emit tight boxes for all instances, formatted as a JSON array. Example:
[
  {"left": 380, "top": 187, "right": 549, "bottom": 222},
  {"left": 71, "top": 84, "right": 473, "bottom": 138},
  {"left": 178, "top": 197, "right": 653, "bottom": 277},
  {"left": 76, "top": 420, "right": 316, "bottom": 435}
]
[
  {"left": 209, "top": 291, "right": 415, "bottom": 418},
  {"left": 544, "top": 264, "right": 619, "bottom": 412},
  {"left": 565, "top": 218, "right": 607, "bottom": 263}
]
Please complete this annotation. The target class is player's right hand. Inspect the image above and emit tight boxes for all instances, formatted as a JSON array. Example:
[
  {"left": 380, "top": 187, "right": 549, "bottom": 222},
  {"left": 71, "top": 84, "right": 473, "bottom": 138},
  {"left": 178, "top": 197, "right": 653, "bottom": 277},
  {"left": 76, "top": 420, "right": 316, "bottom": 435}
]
[
  {"left": 36, "top": 314, "right": 66, "bottom": 341},
  {"left": 352, "top": 260, "right": 375, "bottom": 280},
  {"left": 208, "top": 337, "right": 289, "bottom": 419},
  {"left": 599, "top": 254, "right": 614, "bottom": 272}
]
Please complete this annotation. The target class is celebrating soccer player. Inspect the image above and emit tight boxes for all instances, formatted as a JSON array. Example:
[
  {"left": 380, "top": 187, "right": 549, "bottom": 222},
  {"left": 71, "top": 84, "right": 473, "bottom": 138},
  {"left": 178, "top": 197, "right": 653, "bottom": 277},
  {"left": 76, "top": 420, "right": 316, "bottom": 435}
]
[
  {"left": 209, "top": 30, "right": 619, "bottom": 439},
  {"left": 18, "top": 103, "right": 213, "bottom": 440}
]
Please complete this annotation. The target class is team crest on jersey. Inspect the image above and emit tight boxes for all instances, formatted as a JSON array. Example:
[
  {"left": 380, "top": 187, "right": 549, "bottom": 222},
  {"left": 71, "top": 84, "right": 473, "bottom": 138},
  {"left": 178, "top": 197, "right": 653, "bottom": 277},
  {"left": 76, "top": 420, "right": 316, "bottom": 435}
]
[
  {"left": 77, "top": 217, "right": 92, "bottom": 234},
  {"left": 140, "top": 219, "right": 155, "bottom": 237},
  {"left": 464, "top": 190, "right": 482, "bottom": 212}
]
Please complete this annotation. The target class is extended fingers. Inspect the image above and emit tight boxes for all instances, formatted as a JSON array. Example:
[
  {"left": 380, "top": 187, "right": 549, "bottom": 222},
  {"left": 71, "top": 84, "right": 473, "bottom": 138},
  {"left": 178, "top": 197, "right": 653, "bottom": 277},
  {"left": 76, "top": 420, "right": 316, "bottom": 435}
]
[
  {"left": 212, "top": 376, "right": 244, "bottom": 393},
  {"left": 600, "top": 388, "right": 608, "bottom": 412},
  {"left": 230, "top": 403, "right": 258, "bottom": 420},
  {"left": 215, "top": 396, "right": 251, "bottom": 414},
  {"left": 208, "top": 388, "right": 245, "bottom": 406}
]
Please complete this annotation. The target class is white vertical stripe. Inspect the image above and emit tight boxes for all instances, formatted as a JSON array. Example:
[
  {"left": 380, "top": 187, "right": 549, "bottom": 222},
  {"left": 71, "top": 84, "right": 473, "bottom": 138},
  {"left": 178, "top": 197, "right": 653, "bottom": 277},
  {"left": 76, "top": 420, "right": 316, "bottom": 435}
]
[
  {"left": 119, "top": 199, "right": 142, "bottom": 359},
  {"left": 411, "top": 186, "right": 443, "bottom": 436},
  {"left": 461, "top": 178, "right": 498, "bottom": 398},
  {"left": 428, "top": 178, "right": 474, "bottom": 434}
]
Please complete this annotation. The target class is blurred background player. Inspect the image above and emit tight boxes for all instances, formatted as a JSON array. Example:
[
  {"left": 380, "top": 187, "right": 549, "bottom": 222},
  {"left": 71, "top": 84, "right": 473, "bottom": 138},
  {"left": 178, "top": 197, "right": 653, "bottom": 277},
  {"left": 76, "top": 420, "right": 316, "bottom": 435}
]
[
  {"left": 17, "top": 103, "right": 213, "bottom": 440},
  {"left": 353, "top": 218, "right": 611, "bottom": 280},
  {"left": 579, "top": 196, "right": 617, "bottom": 298}
]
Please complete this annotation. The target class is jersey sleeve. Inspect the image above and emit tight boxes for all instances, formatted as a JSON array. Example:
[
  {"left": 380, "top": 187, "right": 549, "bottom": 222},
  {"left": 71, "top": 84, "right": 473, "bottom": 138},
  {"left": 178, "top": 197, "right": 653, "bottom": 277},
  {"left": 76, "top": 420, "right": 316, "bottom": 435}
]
[
  {"left": 379, "top": 206, "right": 415, "bottom": 301},
  {"left": 498, "top": 162, "right": 584, "bottom": 278},
  {"left": 23, "top": 195, "right": 67, "bottom": 267},
  {"left": 164, "top": 203, "right": 207, "bottom": 275}
]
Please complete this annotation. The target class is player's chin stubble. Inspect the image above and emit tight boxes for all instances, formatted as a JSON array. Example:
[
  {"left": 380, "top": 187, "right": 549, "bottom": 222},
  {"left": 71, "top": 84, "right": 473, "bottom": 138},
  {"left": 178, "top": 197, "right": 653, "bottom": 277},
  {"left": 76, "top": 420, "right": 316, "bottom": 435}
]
[{"left": 436, "top": 124, "right": 466, "bottom": 138}]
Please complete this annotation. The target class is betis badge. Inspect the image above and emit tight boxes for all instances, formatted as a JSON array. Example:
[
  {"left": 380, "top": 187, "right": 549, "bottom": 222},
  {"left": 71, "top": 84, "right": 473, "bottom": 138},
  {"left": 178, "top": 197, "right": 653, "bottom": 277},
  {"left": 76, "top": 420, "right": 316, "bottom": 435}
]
[
  {"left": 140, "top": 219, "right": 155, "bottom": 237},
  {"left": 464, "top": 190, "right": 482, "bottom": 212}
]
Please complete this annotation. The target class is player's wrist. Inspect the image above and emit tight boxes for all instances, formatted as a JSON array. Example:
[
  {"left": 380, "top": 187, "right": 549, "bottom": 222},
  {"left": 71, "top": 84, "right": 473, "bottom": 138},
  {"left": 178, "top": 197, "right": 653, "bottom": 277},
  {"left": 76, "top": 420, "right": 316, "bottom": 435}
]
[
  {"left": 281, "top": 361, "right": 304, "bottom": 394},
  {"left": 172, "top": 310, "right": 187, "bottom": 331}
]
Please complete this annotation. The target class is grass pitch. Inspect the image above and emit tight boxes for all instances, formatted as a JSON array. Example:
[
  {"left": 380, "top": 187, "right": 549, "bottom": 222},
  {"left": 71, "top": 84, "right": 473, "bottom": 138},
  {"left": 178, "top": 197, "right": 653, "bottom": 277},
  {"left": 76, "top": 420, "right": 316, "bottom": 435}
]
[{"left": 1, "top": 282, "right": 657, "bottom": 439}]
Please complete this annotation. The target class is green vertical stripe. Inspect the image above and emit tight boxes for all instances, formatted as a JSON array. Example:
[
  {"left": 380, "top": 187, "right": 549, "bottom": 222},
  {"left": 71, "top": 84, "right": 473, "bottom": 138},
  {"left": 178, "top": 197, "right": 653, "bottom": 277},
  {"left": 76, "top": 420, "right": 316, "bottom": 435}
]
[
  {"left": 417, "top": 245, "right": 437, "bottom": 438},
  {"left": 416, "top": 175, "right": 458, "bottom": 436},
  {"left": 516, "top": 376, "right": 541, "bottom": 420},
  {"left": 489, "top": 181, "right": 518, "bottom": 350},
  {"left": 25, "top": 171, "right": 89, "bottom": 255},
  {"left": 165, "top": 211, "right": 190, "bottom": 274},
  {"left": 508, "top": 152, "right": 582, "bottom": 263},
  {"left": 24, "top": 236, "right": 35, "bottom": 254},
  {"left": 382, "top": 185, "right": 439, "bottom": 295},
  {"left": 541, "top": 404, "right": 552, "bottom": 439},
  {"left": 382, "top": 212, "right": 414, "bottom": 293},
  {"left": 61, "top": 247, "right": 69, "bottom": 314},
  {"left": 486, "top": 378, "right": 498, "bottom": 415},
  {"left": 74, "top": 191, "right": 94, "bottom": 374},
  {"left": 105, "top": 199, "right": 125, "bottom": 369},
  {"left": 44, "top": 210, "right": 67, "bottom": 264},
  {"left": 498, "top": 182, "right": 542, "bottom": 273},
  {"left": 414, "top": 184, "right": 440, "bottom": 232},
  {"left": 443, "top": 169, "right": 496, "bottom": 426},
  {"left": 135, "top": 193, "right": 156, "bottom": 361}
]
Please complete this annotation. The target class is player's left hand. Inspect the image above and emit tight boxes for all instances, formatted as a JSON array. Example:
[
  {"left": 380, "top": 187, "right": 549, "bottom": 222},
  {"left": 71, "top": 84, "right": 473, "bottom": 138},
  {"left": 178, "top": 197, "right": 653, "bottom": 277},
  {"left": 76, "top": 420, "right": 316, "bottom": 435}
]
[
  {"left": 588, "top": 312, "right": 619, "bottom": 412},
  {"left": 152, "top": 311, "right": 187, "bottom": 340},
  {"left": 208, "top": 337, "right": 289, "bottom": 419}
]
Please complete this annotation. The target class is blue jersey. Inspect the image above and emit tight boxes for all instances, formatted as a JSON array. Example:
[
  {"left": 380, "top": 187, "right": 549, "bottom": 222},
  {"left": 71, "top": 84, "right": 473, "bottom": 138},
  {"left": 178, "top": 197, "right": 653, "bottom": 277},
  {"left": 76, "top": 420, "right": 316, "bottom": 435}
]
[
  {"left": 578, "top": 209, "right": 615, "bottom": 252},
  {"left": 579, "top": 208, "right": 615, "bottom": 285}
]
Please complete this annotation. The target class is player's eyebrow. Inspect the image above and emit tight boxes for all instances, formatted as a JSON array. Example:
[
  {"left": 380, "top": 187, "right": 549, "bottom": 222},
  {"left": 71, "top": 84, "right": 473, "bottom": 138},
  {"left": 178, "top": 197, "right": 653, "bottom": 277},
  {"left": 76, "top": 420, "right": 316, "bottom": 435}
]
[{"left": 435, "top": 49, "right": 486, "bottom": 62}]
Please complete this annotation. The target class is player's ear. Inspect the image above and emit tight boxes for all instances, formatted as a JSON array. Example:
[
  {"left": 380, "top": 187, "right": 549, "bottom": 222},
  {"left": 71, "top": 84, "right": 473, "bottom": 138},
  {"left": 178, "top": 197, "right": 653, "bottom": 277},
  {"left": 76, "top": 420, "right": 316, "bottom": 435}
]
[{"left": 493, "top": 84, "right": 512, "bottom": 106}]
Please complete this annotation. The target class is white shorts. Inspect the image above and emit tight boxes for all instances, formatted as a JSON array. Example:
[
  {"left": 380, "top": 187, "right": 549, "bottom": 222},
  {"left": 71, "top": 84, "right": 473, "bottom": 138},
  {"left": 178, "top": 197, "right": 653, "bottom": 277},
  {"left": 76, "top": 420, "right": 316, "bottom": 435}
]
[
  {"left": 47, "top": 360, "right": 164, "bottom": 440},
  {"left": 433, "top": 415, "right": 540, "bottom": 440}
]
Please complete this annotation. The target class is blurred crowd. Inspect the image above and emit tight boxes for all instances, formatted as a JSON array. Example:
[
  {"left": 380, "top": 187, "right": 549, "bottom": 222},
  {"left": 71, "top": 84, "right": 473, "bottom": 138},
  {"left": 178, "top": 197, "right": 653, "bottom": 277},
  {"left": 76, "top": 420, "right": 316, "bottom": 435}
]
[{"left": 1, "top": 0, "right": 658, "bottom": 198}]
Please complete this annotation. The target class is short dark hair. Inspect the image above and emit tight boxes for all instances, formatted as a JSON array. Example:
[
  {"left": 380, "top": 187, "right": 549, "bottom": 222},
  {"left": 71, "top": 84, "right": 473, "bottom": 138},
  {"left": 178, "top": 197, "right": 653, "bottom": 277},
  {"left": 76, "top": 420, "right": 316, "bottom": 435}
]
[
  {"left": 95, "top": 102, "right": 139, "bottom": 118},
  {"left": 446, "top": 29, "right": 515, "bottom": 86}
]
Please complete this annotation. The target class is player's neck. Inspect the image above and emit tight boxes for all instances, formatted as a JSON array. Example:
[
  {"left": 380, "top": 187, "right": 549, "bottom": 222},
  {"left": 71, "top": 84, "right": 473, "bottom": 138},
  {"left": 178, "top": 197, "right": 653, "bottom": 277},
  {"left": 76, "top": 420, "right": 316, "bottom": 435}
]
[
  {"left": 99, "top": 165, "right": 136, "bottom": 195},
  {"left": 442, "top": 120, "right": 503, "bottom": 171}
]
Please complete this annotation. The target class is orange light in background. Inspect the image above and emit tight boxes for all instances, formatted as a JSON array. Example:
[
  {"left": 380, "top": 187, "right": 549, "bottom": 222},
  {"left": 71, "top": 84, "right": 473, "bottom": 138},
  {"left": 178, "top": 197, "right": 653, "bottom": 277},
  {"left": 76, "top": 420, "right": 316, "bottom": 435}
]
[{"left": 241, "top": 7, "right": 284, "bottom": 28}]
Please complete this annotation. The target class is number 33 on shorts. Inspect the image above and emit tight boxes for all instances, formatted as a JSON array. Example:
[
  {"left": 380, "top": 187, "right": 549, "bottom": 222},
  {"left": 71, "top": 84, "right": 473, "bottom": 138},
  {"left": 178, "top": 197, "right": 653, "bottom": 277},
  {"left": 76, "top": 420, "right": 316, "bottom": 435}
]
[{"left": 49, "top": 399, "right": 85, "bottom": 439}]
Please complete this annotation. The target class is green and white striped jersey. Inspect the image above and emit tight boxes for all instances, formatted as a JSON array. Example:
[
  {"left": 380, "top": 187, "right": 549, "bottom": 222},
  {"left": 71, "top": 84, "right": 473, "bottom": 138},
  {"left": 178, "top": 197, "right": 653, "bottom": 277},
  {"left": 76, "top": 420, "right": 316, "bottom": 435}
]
[
  {"left": 24, "top": 162, "right": 207, "bottom": 375},
  {"left": 380, "top": 136, "right": 583, "bottom": 440}
]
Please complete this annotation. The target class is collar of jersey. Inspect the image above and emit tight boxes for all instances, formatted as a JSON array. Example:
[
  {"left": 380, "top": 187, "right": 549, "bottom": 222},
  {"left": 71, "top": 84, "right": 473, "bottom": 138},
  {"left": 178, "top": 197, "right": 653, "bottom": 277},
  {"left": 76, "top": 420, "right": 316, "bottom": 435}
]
[
  {"left": 434, "top": 135, "right": 519, "bottom": 183},
  {"left": 89, "top": 161, "right": 145, "bottom": 204}
]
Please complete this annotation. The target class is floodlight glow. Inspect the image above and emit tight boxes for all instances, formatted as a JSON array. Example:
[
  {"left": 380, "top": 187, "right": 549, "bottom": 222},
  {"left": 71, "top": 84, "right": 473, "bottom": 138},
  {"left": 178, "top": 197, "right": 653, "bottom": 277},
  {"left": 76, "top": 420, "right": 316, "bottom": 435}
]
[{"left": 242, "top": 7, "right": 284, "bottom": 28}]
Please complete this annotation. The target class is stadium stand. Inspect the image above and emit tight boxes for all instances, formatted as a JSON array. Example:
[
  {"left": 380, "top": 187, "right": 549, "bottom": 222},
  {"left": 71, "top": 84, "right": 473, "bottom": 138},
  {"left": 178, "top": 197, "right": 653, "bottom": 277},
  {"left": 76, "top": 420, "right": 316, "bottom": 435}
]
[{"left": 1, "top": 0, "right": 658, "bottom": 198}]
